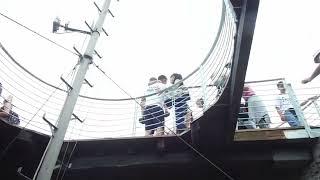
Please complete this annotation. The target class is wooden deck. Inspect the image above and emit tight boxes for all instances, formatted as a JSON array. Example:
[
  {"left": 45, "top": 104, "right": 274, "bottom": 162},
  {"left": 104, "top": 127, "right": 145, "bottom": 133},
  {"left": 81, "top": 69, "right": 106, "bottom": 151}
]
[{"left": 234, "top": 127, "right": 320, "bottom": 141}]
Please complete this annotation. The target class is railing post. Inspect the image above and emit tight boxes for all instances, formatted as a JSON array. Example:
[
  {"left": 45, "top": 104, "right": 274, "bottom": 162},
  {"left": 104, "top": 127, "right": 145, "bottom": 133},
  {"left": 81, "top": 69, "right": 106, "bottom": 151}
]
[
  {"left": 313, "top": 101, "right": 320, "bottom": 122},
  {"left": 200, "top": 65, "right": 208, "bottom": 111},
  {"left": 132, "top": 100, "right": 138, "bottom": 136},
  {"left": 285, "top": 83, "right": 313, "bottom": 138}
]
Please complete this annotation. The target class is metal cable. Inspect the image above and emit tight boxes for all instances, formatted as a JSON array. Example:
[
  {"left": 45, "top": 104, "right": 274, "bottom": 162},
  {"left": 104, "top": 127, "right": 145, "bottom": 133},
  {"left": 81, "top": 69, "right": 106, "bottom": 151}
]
[
  {"left": 92, "top": 51, "right": 235, "bottom": 180},
  {"left": 0, "top": 65, "right": 77, "bottom": 159},
  {"left": 0, "top": 13, "right": 77, "bottom": 56}
]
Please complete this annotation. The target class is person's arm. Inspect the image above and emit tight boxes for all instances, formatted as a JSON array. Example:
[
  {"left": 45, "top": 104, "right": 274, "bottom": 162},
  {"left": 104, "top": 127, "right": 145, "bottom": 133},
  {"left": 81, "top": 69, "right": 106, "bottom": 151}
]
[
  {"left": 275, "top": 107, "right": 285, "bottom": 121},
  {"left": 302, "top": 64, "right": 320, "bottom": 84},
  {"left": 275, "top": 97, "right": 285, "bottom": 121},
  {"left": 0, "top": 109, "right": 9, "bottom": 119},
  {"left": 140, "top": 97, "right": 146, "bottom": 111}
]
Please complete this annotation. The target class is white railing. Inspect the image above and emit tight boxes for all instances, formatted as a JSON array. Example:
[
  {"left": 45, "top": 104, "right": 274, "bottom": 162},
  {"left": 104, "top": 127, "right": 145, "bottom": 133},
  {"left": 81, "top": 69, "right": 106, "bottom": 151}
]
[
  {"left": 238, "top": 78, "right": 320, "bottom": 138},
  {"left": 0, "top": 0, "right": 237, "bottom": 139}
]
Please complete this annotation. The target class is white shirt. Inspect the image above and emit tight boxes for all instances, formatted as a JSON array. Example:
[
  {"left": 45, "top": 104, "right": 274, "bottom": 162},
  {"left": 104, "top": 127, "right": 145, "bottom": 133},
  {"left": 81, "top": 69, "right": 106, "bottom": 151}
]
[
  {"left": 167, "top": 79, "right": 189, "bottom": 99},
  {"left": 144, "top": 81, "right": 165, "bottom": 108},
  {"left": 275, "top": 94, "right": 294, "bottom": 114}
]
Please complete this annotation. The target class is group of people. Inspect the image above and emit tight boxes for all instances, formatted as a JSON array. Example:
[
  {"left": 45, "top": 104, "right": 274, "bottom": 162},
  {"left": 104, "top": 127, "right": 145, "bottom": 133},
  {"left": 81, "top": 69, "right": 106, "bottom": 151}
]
[
  {"left": 239, "top": 51, "right": 320, "bottom": 129},
  {"left": 138, "top": 53, "right": 320, "bottom": 134},
  {"left": 139, "top": 74, "right": 191, "bottom": 136},
  {"left": 239, "top": 81, "right": 302, "bottom": 129},
  {"left": 0, "top": 82, "right": 20, "bottom": 125}
]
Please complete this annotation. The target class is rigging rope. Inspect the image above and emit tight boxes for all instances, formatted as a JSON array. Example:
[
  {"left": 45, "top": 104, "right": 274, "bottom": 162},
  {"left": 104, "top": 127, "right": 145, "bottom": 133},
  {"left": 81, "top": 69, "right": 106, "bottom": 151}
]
[{"left": 0, "top": 12, "right": 77, "bottom": 56}]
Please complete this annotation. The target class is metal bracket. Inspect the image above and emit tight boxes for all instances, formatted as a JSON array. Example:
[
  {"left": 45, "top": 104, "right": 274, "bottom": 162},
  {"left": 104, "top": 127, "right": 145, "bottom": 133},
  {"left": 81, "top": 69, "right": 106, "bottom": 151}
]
[
  {"left": 42, "top": 114, "right": 58, "bottom": 134},
  {"left": 17, "top": 167, "right": 32, "bottom": 180},
  {"left": 72, "top": 113, "right": 84, "bottom": 123},
  {"left": 94, "top": 49, "right": 102, "bottom": 59},
  {"left": 73, "top": 46, "right": 83, "bottom": 58},
  {"left": 85, "top": 21, "right": 94, "bottom": 33},
  {"left": 102, "top": 28, "right": 109, "bottom": 36},
  {"left": 60, "top": 76, "right": 73, "bottom": 91},
  {"left": 94, "top": 1, "right": 114, "bottom": 17},
  {"left": 94, "top": 2, "right": 102, "bottom": 12},
  {"left": 84, "top": 78, "right": 94, "bottom": 88},
  {"left": 108, "top": 9, "right": 115, "bottom": 18}
]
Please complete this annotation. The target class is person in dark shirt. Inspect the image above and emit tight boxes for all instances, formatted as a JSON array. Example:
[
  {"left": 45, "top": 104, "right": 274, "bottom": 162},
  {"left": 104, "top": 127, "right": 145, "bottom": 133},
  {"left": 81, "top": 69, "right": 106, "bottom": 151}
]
[{"left": 168, "top": 73, "right": 191, "bottom": 134}]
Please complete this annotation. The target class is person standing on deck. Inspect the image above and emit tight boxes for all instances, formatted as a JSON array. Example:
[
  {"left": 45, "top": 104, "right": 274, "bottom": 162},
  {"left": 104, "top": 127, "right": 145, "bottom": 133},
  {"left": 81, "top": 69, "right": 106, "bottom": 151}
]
[
  {"left": 167, "top": 73, "right": 191, "bottom": 134},
  {"left": 142, "top": 77, "right": 166, "bottom": 136},
  {"left": 275, "top": 81, "right": 301, "bottom": 127},
  {"left": 242, "top": 85, "right": 270, "bottom": 129}
]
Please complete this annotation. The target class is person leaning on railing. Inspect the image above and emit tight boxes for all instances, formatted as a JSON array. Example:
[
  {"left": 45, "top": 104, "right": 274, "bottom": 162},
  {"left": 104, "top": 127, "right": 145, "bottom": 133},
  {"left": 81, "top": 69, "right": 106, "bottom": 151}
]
[
  {"left": 0, "top": 83, "right": 19, "bottom": 125},
  {"left": 242, "top": 85, "right": 271, "bottom": 129},
  {"left": 302, "top": 51, "right": 320, "bottom": 84},
  {"left": 0, "top": 95, "right": 20, "bottom": 126},
  {"left": 275, "top": 81, "right": 301, "bottom": 127},
  {"left": 165, "top": 73, "right": 191, "bottom": 134},
  {"left": 211, "top": 62, "right": 231, "bottom": 98},
  {"left": 141, "top": 77, "right": 166, "bottom": 136}
]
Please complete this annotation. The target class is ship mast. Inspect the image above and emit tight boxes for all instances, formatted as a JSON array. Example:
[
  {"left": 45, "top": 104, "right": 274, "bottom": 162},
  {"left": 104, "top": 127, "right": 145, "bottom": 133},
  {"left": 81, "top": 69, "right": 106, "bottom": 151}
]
[{"left": 34, "top": 0, "right": 112, "bottom": 179}]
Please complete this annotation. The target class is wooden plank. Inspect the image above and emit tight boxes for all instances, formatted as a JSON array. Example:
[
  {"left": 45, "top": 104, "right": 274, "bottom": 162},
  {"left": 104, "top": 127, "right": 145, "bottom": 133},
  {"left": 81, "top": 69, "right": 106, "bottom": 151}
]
[
  {"left": 234, "top": 127, "right": 320, "bottom": 141},
  {"left": 234, "top": 129, "right": 286, "bottom": 141}
]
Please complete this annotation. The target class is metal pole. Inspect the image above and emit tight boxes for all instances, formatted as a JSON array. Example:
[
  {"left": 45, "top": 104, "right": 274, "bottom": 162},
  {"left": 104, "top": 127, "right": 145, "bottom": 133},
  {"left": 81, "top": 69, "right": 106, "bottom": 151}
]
[
  {"left": 34, "top": 1, "right": 112, "bottom": 179},
  {"left": 285, "top": 83, "right": 313, "bottom": 138},
  {"left": 132, "top": 100, "right": 138, "bottom": 136},
  {"left": 313, "top": 101, "right": 320, "bottom": 122},
  {"left": 200, "top": 65, "right": 208, "bottom": 111}
]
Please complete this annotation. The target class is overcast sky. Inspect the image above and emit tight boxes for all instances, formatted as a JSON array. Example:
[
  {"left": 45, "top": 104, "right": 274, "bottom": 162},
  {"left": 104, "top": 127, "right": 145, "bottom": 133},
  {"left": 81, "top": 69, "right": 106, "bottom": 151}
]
[
  {"left": 247, "top": 0, "right": 320, "bottom": 87},
  {"left": 0, "top": 0, "right": 320, "bottom": 138},
  {"left": 0, "top": 0, "right": 222, "bottom": 99},
  {"left": 1, "top": 0, "right": 320, "bottom": 97}
]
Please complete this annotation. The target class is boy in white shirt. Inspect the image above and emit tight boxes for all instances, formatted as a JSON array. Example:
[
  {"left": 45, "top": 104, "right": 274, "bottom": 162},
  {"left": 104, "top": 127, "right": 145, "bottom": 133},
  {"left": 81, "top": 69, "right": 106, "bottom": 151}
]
[
  {"left": 142, "top": 77, "right": 166, "bottom": 136},
  {"left": 275, "top": 81, "right": 301, "bottom": 127}
]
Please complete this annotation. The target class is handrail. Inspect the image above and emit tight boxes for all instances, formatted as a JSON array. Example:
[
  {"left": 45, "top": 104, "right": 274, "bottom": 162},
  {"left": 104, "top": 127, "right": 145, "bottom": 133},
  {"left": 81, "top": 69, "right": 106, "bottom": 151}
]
[
  {"left": 237, "top": 79, "right": 320, "bottom": 136},
  {"left": 0, "top": 0, "right": 239, "bottom": 139}
]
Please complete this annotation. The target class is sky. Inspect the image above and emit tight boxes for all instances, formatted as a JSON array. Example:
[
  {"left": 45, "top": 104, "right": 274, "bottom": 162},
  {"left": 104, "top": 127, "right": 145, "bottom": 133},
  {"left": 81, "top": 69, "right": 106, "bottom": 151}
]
[
  {"left": 247, "top": 0, "right": 320, "bottom": 86},
  {"left": 0, "top": 0, "right": 320, "bottom": 138},
  {"left": 1, "top": 0, "right": 320, "bottom": 97},
  {"left": 0, "top": 0, "right": 221, "bottom": 99}
]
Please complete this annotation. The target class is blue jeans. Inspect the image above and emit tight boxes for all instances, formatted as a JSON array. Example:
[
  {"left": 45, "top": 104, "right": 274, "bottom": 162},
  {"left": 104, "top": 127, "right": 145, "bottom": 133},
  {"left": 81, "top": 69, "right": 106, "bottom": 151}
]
[{"left": 284, "top": 109, "right": 301, "bottom": 127}]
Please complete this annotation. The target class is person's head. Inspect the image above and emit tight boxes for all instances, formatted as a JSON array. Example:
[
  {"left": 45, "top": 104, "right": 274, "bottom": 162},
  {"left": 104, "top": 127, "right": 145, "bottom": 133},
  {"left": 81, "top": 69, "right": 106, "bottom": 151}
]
[
  {"left": 277, "top": 81, "right": 286, "bottom": 93},
  {"left": 242, "top": 85, "right": 255, "bottom": 101},
  {"left": 196, "top": 98, "right": 204, "bottom": 108},
  {"left": 158, "top": 75, "right": 167, "bottom": 84},
  {"left": 242, "top": 85, "right": 250, "bottom": 92},
  {"left": 170, "top": 73, "right": 183, "bottom": 84},
  {"left": 148, "top": 77, "right": 157, "bottom": 85},
  {"left": 314, "top": 51, "right": 320, "bottom": 63}
]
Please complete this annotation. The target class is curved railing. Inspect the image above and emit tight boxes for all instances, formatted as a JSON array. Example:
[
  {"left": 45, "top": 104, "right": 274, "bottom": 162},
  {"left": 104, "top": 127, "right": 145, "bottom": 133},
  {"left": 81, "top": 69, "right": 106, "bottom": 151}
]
[{"left": 0, "top": 0, "right": 237, "bottom": 139}]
